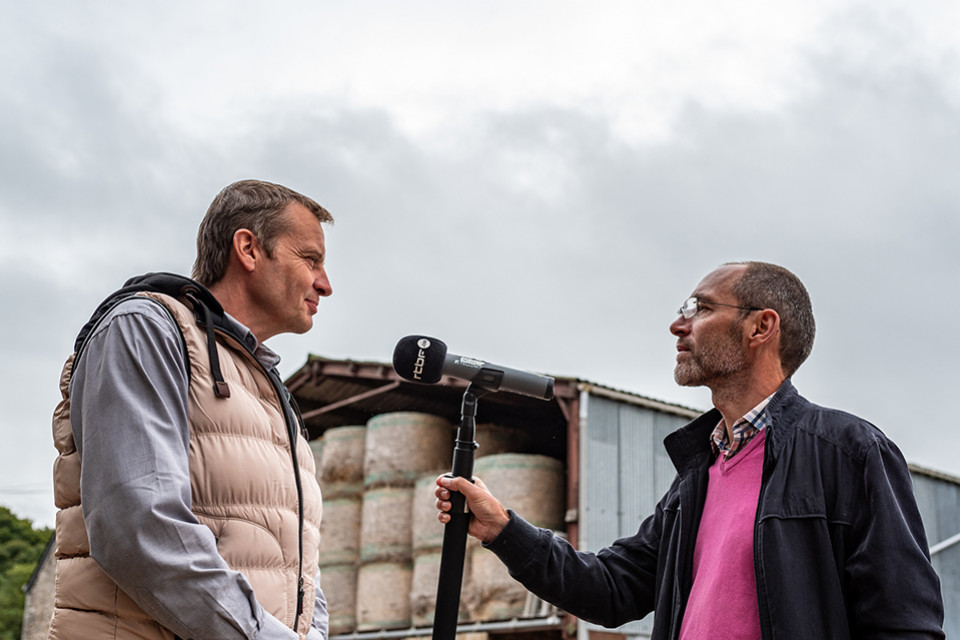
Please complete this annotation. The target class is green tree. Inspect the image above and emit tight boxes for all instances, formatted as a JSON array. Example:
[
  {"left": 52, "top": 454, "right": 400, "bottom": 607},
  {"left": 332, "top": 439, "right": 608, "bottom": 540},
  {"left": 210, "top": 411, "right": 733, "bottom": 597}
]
[{"left": 0, "top": 507, "right": 53, "bottom": 640}]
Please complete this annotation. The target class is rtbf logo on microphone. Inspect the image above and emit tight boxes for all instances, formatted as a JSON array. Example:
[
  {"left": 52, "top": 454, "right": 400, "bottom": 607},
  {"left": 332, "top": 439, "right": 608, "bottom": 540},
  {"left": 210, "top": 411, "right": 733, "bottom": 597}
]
[
  {"left": 413, "top": 338, "right": 431, "bottom": 380},
  {"left": 392, "top": 334, "right": 554, "bottom": 400}
]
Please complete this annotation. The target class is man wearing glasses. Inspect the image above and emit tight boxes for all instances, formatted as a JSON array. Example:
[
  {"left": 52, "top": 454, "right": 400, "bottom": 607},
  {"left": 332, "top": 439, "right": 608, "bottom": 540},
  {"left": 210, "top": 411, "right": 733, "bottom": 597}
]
[{"left": 437, "top": 261, "right": 944, "bottom": 639}]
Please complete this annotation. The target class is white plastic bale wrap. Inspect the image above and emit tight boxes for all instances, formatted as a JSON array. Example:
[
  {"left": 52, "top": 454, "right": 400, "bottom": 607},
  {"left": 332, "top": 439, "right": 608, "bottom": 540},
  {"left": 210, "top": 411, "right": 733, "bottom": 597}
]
[
  {"left": 363, "top": 412, "right": 452, "bottom": 488},
  {"left": 474, "top": 453, "right": 565, "bottom": 530},
  {"left": 356, "top": 561, "right": 413, "bottom": 631},
  {"left": 318, "top": 495, "right": 361, "bottom": 566},
  {"left": 319, "top": 563, "right": 357, "bottom": 635},
  {"left": 411, "top": 472, "right": 447, "bottom": 552},
  {"left": 409, "top": 472, "right": 470, "bottom": 629},
  {"left": 410, "top": 551, "right": 443, "bottom": 628},
  {"left": 319, "top": 425, "right": 366, "bottom": 498},
  {"left": 465, "top": 453, "right": 565, "bottom": 622},
  {"left": 474, "top": 423, "right": 528, "bottom": 458},
  {"left": 359, "top": 486, "right": 414, "bottom": 562},
  {"left": 309, "top": 437, "right": 324, "bottom": 484},
  {"left": 313, "top": 427, "right": 366, "bottom": 634}
]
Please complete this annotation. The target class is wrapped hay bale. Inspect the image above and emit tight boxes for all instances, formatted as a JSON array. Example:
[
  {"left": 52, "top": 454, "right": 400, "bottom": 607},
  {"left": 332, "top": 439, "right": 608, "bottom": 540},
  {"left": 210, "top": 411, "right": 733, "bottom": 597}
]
[
  {"left": 410, "top": 550, "right": 441, "bottom": 628},
  {"left": 410, "top": 549, "right": 471, "bottom": 628},
  {"left": 411, "top": 472, "right": 446, "bottom": 552},
  {"left": 364, "top": 412, "right": 452, "bottom": 488},
  {"left": 474, "top": 454, "right": 565, "bottom": 530},
  {"left": 318, "top": 495, "right": 362, "bottom": 566},
  {"left": 319, "top": 563, "right": 357, "bottom": 635},
  {"left": 464, "top": 545, "right": 527, "bottom": 622},
  {"left": 309, "top": 437, "right": 324, "bottom": 484},
  {"left": 475, "top": 423, "right": 527, "bottom": 458},
  {"left": 356, "top": 561, "right": 413, "bottom": 631},
  {"left": 465, "top": 454, "right": 565, "bottom": 621},
  {"left": 319, "top": 425, "right": 366, "bottom": 498},
  {"left": 359, "top": 486, "right": 414, "bottom": 562}
]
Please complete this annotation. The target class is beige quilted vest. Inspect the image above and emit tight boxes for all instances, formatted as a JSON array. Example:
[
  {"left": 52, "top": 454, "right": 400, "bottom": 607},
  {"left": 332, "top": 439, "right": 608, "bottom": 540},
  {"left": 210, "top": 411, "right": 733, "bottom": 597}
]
[{"left": 49, "top": 292, "right": 323, "bottom": 639}]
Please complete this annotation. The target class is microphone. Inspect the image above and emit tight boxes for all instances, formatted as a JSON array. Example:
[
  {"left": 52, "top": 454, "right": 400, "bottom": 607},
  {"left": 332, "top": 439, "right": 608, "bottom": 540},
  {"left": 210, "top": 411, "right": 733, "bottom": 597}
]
[{"left": 392, "top": 335, "right": 555, "bottom": 401}]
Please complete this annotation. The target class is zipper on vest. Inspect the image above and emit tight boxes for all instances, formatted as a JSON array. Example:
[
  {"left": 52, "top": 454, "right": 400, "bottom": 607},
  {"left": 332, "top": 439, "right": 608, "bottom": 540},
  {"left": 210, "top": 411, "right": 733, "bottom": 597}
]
[
  {"left": 297, "top": 575, "right": 305, "bottom": 623},
  {"left": 269, "top": 367, "right": 307, "bottom": 635},
  {"left": 288, "top": 393, "right": 309, "bottom": 635},
  {"left": 214, "top": 328, "right": 308, "bottom": 635}
]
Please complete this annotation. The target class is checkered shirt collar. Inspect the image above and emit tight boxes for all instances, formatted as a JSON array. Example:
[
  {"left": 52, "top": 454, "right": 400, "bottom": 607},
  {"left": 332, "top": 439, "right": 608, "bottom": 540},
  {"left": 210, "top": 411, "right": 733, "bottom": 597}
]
[{"left": 711, "top": 393, "right": 775, "bottom": 459}]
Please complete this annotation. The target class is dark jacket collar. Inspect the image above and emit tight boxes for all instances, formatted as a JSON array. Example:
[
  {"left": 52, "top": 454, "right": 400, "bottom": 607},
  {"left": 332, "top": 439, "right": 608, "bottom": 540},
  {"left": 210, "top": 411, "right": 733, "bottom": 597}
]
[{"left": 664, "top": 378, "right": 802, "bottom": 474}]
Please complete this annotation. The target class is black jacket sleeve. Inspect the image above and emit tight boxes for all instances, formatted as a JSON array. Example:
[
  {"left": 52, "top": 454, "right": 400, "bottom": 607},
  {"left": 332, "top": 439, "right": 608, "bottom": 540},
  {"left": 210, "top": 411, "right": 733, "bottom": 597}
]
[
  {"left": 485, "top": 506, "right": 664, "bottom": 628},
  {"left": 845, "top": 438, "right": 945, "bottom": 638}
]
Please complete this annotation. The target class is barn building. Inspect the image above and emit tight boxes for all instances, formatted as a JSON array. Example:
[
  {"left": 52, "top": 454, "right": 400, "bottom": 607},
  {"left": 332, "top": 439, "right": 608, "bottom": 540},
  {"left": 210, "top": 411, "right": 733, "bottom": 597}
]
[{"left": 22, "top": 354, "right": 959, "bottom": 639}]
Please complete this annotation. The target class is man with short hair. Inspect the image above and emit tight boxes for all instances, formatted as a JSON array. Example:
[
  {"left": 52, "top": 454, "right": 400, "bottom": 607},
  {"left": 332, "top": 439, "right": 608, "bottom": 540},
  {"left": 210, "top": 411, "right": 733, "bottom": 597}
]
[
  {"left": 437, "top": 261, "right": 945, "bottom": 639},
  {"left": 51, "top": 180, "right": 334, "bottom": 639}
]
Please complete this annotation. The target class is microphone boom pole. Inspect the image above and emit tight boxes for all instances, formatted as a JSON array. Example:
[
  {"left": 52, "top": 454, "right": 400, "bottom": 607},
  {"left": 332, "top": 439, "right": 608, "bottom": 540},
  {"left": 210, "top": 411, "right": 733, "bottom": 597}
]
[{"left": 432, "top": 382, "right": 490, "bottom": 640}]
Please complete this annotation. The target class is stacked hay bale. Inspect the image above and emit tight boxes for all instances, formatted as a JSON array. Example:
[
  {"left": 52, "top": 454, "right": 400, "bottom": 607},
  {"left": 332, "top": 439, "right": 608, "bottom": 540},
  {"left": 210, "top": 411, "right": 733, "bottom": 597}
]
[
  {"left": 463, "top": 452, "right": 565, "bottom": 622},
  {"left": 356, "top": 412, "right": 453, "bottom": 631},
  {"left": 308, "top": 438, "right": 325, "bottom": 480},
  {"left": 315, "top": 426, "right": 366, "bottom": 635},
  {"left": 409, "top": 473, "right": 448, "bottom": 628},
  {"left": 474, "top": 422, "right": 529, "bottom": 458},
  {"left": 408, "top": 422, "right": 529, "bottom": 628},
  {"left": 315, "top": 415, "right": 559, "bottom": 633}
]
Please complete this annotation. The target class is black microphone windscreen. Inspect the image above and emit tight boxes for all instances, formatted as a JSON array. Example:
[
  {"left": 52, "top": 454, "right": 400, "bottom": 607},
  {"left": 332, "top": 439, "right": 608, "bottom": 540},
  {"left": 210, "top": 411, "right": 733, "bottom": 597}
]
[{"left": 392, "top": 335, "right": 447, "bottom": 383}]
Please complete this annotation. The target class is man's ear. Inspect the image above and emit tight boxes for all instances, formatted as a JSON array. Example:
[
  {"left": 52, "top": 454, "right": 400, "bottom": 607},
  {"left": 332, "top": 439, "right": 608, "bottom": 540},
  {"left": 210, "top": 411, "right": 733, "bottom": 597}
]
[
  {"left": 749, "top": 309, "right": 781, "bottom": 347},
  {"left": 233, "top": 229, "right": 260, "bottom": 273}
]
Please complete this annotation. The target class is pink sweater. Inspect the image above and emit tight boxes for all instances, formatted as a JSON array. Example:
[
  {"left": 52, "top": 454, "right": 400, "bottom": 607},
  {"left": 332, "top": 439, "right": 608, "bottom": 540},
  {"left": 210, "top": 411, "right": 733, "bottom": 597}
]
[{"left": 679, "top": 429, "right": 766, "bottom": 640}]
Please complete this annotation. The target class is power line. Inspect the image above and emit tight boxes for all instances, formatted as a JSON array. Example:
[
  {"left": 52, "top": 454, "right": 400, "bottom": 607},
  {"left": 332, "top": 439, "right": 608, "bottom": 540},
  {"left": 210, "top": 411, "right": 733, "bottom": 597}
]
[{"left": 0, "top": 484, "right": 52, "bottom": 496}]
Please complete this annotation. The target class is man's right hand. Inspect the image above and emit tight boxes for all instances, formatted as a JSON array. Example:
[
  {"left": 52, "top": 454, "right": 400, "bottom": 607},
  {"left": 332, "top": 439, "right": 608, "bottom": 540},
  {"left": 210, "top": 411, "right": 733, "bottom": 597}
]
[{"left": 435, "top": 475, "right": 510, "bottom": 544}]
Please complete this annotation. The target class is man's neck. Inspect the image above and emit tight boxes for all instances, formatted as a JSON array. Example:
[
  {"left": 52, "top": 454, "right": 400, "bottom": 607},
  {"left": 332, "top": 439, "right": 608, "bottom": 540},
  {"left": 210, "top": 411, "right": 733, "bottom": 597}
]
[
  {"left": 710, "top": 374, "right": 784, "bottom": 439},
  {"left": 207, "top": 280, "right": 267, "bottom": 343}
]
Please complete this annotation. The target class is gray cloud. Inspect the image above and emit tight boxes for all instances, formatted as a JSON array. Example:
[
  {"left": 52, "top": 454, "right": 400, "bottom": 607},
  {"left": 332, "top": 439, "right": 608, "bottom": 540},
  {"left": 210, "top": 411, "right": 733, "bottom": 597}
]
[{"left": 2, "top": 4, "right": 959, "bottom": 527}]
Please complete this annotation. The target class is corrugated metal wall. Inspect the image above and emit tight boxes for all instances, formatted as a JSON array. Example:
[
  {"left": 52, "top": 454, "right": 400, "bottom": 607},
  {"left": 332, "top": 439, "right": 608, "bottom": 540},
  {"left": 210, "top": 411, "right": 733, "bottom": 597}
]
[
  {"left": 579, "top": 392, "right": 690, "bottom": 639},
  {"left": 912, "top": 472, "right": 960, "bottom": 637}
]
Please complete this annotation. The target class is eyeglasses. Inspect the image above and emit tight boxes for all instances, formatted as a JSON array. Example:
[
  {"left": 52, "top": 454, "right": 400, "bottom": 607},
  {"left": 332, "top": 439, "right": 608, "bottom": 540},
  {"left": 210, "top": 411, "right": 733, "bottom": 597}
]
[{"left": 677, "top": 297, "right": 762, "bottom": 319}]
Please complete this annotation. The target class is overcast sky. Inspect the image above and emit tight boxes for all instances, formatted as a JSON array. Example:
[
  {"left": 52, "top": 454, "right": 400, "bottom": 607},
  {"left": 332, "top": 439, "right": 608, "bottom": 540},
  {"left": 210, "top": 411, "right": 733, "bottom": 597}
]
[{"left": 2, "top": 1, "right": 958, "bottom": 529}]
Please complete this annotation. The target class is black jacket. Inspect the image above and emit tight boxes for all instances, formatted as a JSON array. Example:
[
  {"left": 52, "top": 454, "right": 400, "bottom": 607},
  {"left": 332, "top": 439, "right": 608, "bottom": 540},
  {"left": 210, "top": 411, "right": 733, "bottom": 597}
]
[{"left": 487, "top": 380, "right": 945, "bottom": 639}]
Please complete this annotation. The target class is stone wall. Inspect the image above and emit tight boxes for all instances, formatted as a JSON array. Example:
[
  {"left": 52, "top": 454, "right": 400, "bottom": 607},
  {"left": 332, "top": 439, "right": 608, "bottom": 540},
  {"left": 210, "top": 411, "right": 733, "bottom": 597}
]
[{"left": 21, "top": 541, "right": 55, "bottom": 640}]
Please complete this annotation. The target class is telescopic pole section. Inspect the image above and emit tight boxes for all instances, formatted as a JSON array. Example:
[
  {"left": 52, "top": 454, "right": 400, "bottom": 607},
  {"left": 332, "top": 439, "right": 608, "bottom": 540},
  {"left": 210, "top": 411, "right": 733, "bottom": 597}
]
[{"left": 432, "top": 382, "right": 490, "bottom": 640}]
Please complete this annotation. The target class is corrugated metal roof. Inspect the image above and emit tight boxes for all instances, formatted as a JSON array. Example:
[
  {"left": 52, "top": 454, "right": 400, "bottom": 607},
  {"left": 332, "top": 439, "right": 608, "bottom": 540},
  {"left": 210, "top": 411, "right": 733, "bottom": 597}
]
[
  {"left": 909, "top": 463, "right": 960, "bottom": 487},
  {"left": 576, "top": 381, "right": 701, "bottom": 419}
]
